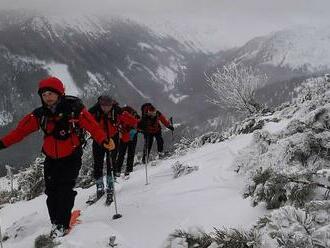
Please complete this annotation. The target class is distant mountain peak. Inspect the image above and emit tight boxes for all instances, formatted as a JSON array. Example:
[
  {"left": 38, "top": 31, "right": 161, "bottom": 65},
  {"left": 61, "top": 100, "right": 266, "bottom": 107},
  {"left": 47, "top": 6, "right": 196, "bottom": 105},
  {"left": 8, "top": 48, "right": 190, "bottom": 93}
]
[{"left": 235, "top": 25, "right": 330, "bottom": 72}]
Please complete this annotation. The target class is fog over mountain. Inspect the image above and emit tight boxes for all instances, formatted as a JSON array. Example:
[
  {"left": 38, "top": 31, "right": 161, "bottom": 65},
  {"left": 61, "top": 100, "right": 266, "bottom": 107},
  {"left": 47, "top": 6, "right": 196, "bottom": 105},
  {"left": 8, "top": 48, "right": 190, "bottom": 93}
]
[{"left": 1, "top": 0, "right": 330, "bottom": 52}]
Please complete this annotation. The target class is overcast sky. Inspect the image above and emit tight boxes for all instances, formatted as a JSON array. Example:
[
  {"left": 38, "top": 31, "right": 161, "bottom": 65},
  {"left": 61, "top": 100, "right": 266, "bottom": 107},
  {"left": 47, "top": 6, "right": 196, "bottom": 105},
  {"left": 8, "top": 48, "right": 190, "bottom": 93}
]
[{"left": 1, "top": 0, "right": 329, "bottom": 51}]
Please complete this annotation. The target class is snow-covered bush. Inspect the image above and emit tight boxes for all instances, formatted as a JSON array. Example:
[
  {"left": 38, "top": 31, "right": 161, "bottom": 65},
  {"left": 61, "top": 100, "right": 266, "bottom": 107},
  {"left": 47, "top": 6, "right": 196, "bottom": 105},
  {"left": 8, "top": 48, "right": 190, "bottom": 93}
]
[
  {"left": 256, "top": 206, "right": 314, "bottom": 248},
  {"left": 0, "top": 190, "right": 19, "bottom": 205},
  {"left": 230, "top": 117, "right": 266, "bottom": 135},
  {"left": 77, "top": 142, "right": 95, "bottom": 188},
  {"left": 17, "top": 157, "right": 45, "bottom": 201},
  {"left": 213, "top": 228, "right": 262, "bottom": 248},
  {"left": 255, "top": 203, "right": 330, "bottom": 248},
  {"left": 171, "top": 161, "right": 199, "bottom": 178},
  {"left": 237, "top": 77, "right": 330, "bottom": 208},
  {"left": 206, "top": 62, "right": 267, "bottom": 115},
  {"left": 173, "top": 132, "right": 226, "bottom": 156},
  {"left": 165, "top": 228, "right": 262, "bottom": 248},
  {"left": 165, "top": 229, "right": 212, "bottom": 248}
]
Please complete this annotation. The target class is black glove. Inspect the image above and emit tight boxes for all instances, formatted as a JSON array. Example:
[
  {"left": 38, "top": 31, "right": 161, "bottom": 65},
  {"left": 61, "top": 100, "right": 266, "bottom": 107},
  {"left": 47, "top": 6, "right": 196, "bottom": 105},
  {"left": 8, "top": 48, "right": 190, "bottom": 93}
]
[
  {"left": 168, "top": 125, "right": 174, "bottom": 131},
  {"left": 0, "top": 140, "right": 6, "bottom": 150}
]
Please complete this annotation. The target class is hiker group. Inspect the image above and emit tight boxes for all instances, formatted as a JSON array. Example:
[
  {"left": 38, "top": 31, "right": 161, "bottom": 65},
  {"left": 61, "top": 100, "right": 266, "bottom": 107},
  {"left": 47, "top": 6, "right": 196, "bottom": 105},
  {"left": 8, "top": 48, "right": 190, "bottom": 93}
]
[{"left": 0, "top": 77, "right": 174, "bottom": 237}]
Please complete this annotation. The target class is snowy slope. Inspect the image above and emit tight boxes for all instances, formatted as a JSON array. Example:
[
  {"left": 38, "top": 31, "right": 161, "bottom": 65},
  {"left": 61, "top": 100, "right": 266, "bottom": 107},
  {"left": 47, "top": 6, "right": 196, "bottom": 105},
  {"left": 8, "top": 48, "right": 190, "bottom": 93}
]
[
  {"left": 0, "top": 134, "right": 266, "bottom": 248},
  {"left": 235, "top": 26, "right": 330, "bottom": 72}
]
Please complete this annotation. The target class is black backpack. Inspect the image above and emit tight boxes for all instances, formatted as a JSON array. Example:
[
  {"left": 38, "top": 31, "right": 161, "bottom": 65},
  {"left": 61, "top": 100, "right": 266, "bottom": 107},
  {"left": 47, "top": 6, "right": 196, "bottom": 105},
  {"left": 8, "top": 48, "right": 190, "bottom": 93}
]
[{"left": 33, "top": 95, "right": 87, "bottom": 144}]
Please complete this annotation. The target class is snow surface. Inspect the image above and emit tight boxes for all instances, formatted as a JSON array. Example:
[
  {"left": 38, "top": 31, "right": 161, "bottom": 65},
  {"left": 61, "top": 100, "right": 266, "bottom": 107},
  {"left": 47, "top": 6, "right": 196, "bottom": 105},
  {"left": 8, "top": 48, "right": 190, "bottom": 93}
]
[
  {"left": 263, "top": 118, "right": 290, "bottom": 135},
  {"left": 0, "top": 134, "right": 267, "bottom": 248},
  {"left": 239, "top": 25, "right": 330, "bottom": 72},
  {"left": 43, "top": 63, "right": 81, "bottom": 96}
]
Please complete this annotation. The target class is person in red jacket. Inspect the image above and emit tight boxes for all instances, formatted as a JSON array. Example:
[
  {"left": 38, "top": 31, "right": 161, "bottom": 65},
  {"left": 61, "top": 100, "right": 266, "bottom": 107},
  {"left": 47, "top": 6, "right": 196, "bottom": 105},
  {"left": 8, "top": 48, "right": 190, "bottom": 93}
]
[
  {"left": 0, "top": 77, "right": 114, "bottom": 237},
  {"left": 115, "top": 105, "right": 140, "bottom": 178},
  {"left": 89, "top": 96, "right": 138, "bottom": 200},
  {"left": 139, "top": 103, "right": 174, "bottom": 164}
]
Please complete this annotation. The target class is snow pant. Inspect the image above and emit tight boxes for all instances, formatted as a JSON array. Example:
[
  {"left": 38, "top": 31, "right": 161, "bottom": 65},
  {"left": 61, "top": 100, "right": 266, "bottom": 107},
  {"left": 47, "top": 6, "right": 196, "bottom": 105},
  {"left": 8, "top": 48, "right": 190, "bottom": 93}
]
[
  {"left": 115, "top": 134, "right": 138, "bottom": 174},
  {"left": 142, "top": 131, "right": 164, "bottom": 162},
  {"left": 44, "top": 147, "right": 82, "bottom": 229},
  {"left": 92, "top": 140, "right": 115, "bottom": 189}
]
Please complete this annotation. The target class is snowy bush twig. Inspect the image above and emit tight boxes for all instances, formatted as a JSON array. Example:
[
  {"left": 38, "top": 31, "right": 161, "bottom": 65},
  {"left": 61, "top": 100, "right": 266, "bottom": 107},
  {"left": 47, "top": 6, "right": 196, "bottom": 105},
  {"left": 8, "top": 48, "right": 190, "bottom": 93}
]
[
  {"left": 172, "top": 161, "right": 199, "bottom": 179},
  {"left": 206, "top": 62, "right": 267, "bottom": 115}
]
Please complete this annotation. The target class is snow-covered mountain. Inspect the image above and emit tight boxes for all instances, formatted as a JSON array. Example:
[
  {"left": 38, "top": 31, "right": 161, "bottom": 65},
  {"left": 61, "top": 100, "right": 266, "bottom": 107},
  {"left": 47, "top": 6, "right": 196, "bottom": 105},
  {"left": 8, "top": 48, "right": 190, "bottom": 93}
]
[
  {"left": 223, "top": 26, "right": 330, "bottom": 77},
  {"left": 0, "top": 11, "right": 189, "bottom": 114}
]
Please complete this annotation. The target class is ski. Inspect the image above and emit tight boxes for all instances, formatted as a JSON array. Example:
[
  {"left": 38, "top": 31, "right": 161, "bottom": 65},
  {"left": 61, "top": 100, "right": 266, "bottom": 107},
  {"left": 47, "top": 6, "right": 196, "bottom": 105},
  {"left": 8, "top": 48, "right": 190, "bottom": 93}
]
[{"left": 86, "top": 193, "right": 104, "bottom": 205}]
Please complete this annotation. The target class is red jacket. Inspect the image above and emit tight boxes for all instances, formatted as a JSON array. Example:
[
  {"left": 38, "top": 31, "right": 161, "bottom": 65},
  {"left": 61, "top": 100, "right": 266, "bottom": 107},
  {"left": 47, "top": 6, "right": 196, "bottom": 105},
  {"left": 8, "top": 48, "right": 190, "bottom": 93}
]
[
  {"left": 1, "top": 108, "right": 106, "bottom": 159},
  {"left": 140, "top": 111, "right": 171, "bottom": 134},
  {"left": 118, "top": 111, "right": 139, "bottom": 142},
  {"left": 89, "top": 105, "right": 139, "bottom": 142}
]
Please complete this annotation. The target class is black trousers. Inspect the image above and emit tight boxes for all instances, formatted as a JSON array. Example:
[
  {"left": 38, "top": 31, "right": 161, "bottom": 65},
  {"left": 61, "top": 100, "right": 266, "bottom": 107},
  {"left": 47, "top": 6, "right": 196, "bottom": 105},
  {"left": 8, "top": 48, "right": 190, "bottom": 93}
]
[
  {"left": 142, "top": 131, "right": 164, "bottom": 161},
  {"left": 92, "top": 139, "right": 117, "bottom": 180},
  {"left": 115, "top": 134, "right": 137, "bottom": 174},
  {"left": 44, "top": 148, "right": 82, "bottom": 229}
]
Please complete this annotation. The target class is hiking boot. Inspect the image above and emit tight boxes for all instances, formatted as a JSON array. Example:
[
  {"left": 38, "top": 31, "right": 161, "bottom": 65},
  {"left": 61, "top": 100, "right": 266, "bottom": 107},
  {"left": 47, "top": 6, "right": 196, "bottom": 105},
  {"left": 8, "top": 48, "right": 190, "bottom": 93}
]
[
  {"left": 96, "top": 178, "right": 104, "bottom": 195},
  {"left": 158, "top": 152, "right": 165, "bottom": 159},
  {"left": 96, "top": 188, "right": 105, "bottom": 199},
  {"left": 105, "top": 188, "right": 113, "bottom": 206},
  {"left": 50, "top": 225, "right": 68, "bottom": 238},
  {"left": 96, "top": 178, "right": 105, "bottom": 199}
]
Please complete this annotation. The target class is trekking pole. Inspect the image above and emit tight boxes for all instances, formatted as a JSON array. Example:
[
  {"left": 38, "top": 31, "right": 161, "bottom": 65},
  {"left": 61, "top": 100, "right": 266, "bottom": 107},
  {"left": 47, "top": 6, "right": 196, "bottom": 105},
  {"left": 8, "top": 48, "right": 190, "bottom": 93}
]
[
  {"left": 106, "top": 151, "right": 122, "bottom": 220},
  {"left": 169, "top": 117, "right": 174, "bottom": 141},
  {"left": 0, "top": 219, "right": 3, "bottom": 248},
  {"left": 145, "top": 134, "right": 150, "bottom": 185}
]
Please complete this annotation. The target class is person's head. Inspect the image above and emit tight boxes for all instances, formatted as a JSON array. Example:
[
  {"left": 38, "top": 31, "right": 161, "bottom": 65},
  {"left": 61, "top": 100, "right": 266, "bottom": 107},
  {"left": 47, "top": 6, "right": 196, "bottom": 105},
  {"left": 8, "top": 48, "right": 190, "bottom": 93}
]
[
  {"left": 98, "top": 95, "right": 113, "bottom": 113},
  {"left": 38, "top": 77, "right": 65, "bottom": 107},
  {"left": 147, "top": 106, "right": 157, "bottom": 117},
  {"left": 141, "top": 103, "right": 155, "bottom": 115}
]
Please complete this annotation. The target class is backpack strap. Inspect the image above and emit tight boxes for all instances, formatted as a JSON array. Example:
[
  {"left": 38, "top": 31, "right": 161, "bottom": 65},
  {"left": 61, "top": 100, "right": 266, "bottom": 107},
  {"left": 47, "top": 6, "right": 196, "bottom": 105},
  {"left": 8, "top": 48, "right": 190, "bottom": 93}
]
[{"left": 32, "top": 106, "right": 51, "bottom": 135}]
